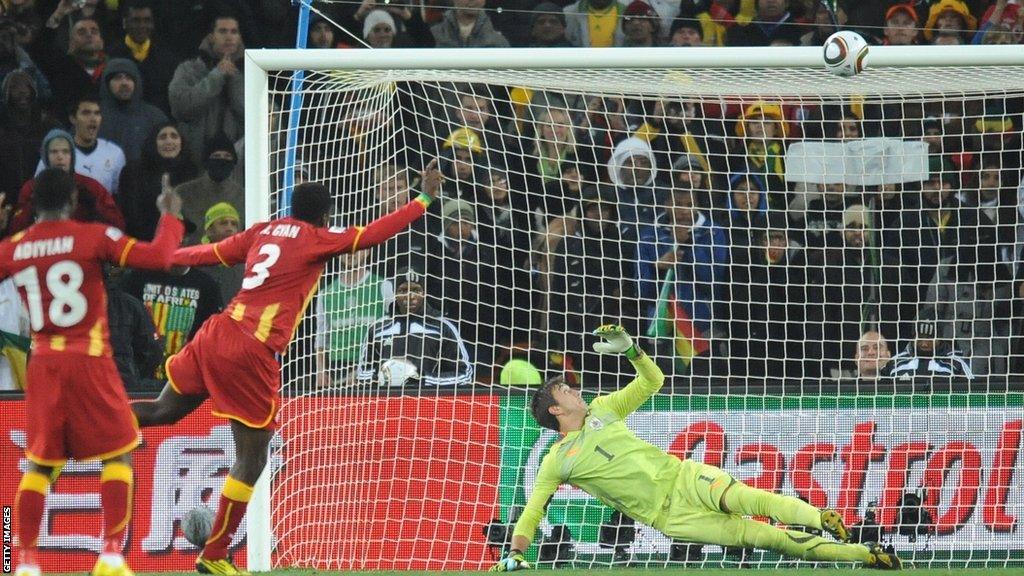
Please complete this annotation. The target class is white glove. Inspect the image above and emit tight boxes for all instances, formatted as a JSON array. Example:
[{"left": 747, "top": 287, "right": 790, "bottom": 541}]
[
  {"left": 378, "top": 357, "right": 419, "bottom": 387},
  {"left": 591, "top": 324, "right": 635, "bottom": 355}
]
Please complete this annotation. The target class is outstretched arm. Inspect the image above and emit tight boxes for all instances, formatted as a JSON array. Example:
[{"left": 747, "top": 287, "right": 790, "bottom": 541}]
[
  {"left": 589, "top": 325, "right": 665, "bottom": 419},
  {"left": 491, "top": 456, "right": 562, "bottom": 571}
]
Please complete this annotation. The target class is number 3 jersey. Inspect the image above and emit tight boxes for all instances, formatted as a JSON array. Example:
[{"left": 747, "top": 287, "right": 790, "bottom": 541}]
[
  {"left": 171, "top": 197, "right": 430, "bottom": 355},
  {"left": 0, "top": 216, "right": 184, "bottom": 357}
]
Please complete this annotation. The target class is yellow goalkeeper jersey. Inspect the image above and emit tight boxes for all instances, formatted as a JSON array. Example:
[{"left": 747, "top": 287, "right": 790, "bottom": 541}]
[{"left": 512, "top": 354, "right": 678, "bottom": 540}]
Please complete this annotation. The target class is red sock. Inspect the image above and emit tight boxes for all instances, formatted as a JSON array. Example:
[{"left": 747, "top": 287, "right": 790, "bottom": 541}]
[
  {"left": 202, "top": 476, "right": 253, "bottom": 561},
  {"left": 16, "top": 471, "right": 50, "bottom": 566},
  {"left": 100, "top": 462, "right": 134, "bottom": 555}
]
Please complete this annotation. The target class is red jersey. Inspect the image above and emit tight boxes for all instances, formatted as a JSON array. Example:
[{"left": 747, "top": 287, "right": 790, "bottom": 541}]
[
  {"left": 0, "top": 215, "right": 184, "bottom": 357},
  {"left": 172, "top": 197, "right": 430, "bottom": 354}
]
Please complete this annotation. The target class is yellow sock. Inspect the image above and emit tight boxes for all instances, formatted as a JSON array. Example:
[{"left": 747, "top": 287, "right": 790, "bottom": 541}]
[{"left": 722, "top": 481, "right": 822, "bottom": 530}]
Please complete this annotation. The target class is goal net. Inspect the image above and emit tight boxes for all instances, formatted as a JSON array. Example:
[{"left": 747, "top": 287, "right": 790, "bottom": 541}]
[{"left": 244, "top": 46, "right": 1024, "bottom": 570}]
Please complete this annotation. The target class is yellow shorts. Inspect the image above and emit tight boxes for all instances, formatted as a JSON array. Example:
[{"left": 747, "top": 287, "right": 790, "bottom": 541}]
[{"left": 652, "top": 459, "right": 739, "bottom": 543}]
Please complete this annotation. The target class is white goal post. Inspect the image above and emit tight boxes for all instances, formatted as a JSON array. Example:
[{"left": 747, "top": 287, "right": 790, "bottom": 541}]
[{"left": 243, "top": 46, "right": 1024, "bottom": 572}]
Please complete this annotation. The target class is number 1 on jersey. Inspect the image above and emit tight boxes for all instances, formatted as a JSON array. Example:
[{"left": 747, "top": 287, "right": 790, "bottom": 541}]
[{"left": 242, "top": 244, "right": 281, "bottom": 290}]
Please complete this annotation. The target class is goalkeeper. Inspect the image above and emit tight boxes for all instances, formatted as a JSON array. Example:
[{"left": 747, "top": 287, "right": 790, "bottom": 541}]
[{"left": 492, "top": 325, "right": 900, "bottom": 572}]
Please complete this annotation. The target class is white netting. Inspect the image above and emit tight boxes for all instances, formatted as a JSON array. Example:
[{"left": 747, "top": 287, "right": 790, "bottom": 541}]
[{"left": 257, "top": 55, "right": 1024, "bottom": 570}]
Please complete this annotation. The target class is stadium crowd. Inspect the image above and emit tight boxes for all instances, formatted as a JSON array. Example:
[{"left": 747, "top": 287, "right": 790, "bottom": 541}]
[{"left": 0, "top": 0, "right": 1022, "bottom": 392}]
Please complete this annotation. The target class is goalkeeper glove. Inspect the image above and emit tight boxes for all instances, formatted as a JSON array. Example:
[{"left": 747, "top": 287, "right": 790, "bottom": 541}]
[
  {"left": 490, "top": 549, "right": 530, "bottom": 572},
  {"left": 592, "top": 324, "right": 641, "bottom": 359}
]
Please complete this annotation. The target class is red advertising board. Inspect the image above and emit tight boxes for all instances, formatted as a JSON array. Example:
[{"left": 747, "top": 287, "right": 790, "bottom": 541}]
[{"left": 1, "top": 395, "right": 502, "bottom": 572}]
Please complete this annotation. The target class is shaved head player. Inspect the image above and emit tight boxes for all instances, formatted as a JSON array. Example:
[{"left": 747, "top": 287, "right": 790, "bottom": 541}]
[{"left": 132, "top": 163, "right": 442, "bottom": 574}]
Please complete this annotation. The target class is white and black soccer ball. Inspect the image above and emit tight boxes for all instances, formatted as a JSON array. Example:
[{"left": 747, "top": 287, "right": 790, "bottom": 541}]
[
  {"left": 181, "top": 505, "right": 215, "bottom": 548},
  {"left": 823, "top": 30, "right": 869, "bottom": 77},
  {"left": 378, "top": 357, "right": 420, "bottom": 387}
]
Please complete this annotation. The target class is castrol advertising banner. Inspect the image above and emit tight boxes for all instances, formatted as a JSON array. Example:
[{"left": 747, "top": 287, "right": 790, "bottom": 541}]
[{"left": 498, "top": 394, "right": 1024, "bottom": 556}]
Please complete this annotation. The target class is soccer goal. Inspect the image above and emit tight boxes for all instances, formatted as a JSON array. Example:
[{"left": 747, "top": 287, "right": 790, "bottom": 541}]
[{"left": 243, "top": 45, "right": 1024, "bottom": 571}]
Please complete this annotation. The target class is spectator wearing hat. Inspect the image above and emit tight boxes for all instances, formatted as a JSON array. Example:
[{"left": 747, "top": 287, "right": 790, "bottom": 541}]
[
  {"left": 725, "top": 0, "right": 802, "bottom": 46},
  {"left": 197, "top": 200, "right": 245, "bottom": 302},
  {"left": 563, "top": 0, "right": 626, "bottom": 48},
  {"left": 168, "top": 14, "right": 244, "bottom": 166},
  {"left": 732, "top": 101, "right": 788, "bottom": 201},
  {"left": 362, "top": 9, "right": 397, "bottom": 48},
  {"left": 444, "top": 83, "right": 525, "bottom": 186},
  {"left": 108, "top": 0, "right": 181, "bottom": 115},
  {"left": 923, "top": 0, "right": 976, "bottom": 43},
  {"left": 426, "top": 197, "right": 504, "bottom": 368},
  {"left": 0, "top": 69, "right": 59, "bottom": 206},
  {"left": 308, "top": 16, "right": 341, "bottom": 48},
  {"left": 608, "top": 136, "right": 667, "bottom": 238},
  {"left": 99, "top": 57, "right": 167, "bottom": 162},
  {"left": 176, "top": 133, "right": 243, "bottom": 243},
  {"left": 117, "top": 121, "right": 198, "bottom": 241},
  {"left": 430, "top": 0, "right": 509, "bottom": 48},
  {"left": 356, "top": 268, "right": 474, "bottom": 387},
  {"left": 882, "top": 3, "right": 920, "bottom": 45},
  {"left": 10, "top": 128, "right": 123, "bottom": 233},
  {"left": 619, "top": 0, "right": 661, "bottom": 47},
  {"left": 529, "top": 2, "right": 571, "bottom": 47},
  {"left": 885, "top": 311, "right": 974, "bottom": 380},
  {"left": 854, "top": 331, "right": 892, "bottom": 380},
  {"left": 669, "top": 15, "right": 704, "bottom": 46}
]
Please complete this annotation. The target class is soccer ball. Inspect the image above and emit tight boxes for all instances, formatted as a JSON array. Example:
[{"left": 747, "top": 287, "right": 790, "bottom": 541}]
[
  {"left": 182, "top": 505, "right": 214, "bottom": 547},
  {"left": 823, "top": 30, "right": 868, "bottom": 77},
  {"left": 378, "top": 357, "right": 419, "bottom": 387}
]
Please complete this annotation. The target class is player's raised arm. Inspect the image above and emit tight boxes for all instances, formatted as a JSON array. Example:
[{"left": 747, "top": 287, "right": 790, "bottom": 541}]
[
  {"left": 314, "top": 160, "right": 441, "bottom": 258},
  {"left": 490, "top": 456, "right": 562, "bottom": 572},
  {"left": 108, "top": 175, "right": 185, "bottom": 270},
  {"left": 589, "top": 325, "right": 665, "bottom": 419}
]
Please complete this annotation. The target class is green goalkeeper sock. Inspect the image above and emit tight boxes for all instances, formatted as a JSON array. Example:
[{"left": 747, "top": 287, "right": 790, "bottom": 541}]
[
  {"left": 737, "top": 520, "right": 871, "bottom": 563},
  {"left": 722, "top": 481, "right": 822, "bottom": 530}
]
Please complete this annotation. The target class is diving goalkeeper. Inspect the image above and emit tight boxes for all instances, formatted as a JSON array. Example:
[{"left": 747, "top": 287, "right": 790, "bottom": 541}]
[{"left": 491, "top": 325, "right": 901, "bottom": 571}]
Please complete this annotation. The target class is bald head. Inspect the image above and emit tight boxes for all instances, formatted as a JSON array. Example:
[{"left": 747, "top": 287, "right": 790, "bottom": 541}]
[{"left": 855, "top": 331, "right": 891, "bottom": 378}]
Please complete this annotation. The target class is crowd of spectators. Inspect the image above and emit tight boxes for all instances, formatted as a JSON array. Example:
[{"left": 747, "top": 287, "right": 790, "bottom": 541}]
[{"left": 0, "top": 0, "right": 1021, "bottom": 392}]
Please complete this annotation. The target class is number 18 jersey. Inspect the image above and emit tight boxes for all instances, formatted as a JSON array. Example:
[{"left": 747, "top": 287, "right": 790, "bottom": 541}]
[{"left": 0, "top": 217, "right": 184, "bottom": 357}]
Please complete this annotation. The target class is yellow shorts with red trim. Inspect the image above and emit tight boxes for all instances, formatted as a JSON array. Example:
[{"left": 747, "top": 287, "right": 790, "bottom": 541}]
[
  {"left": 166, "top": 314, "right": 281, "bottom": 430},
  {"left": 24, "top": 354, "right": 139, "bottom": 465}
]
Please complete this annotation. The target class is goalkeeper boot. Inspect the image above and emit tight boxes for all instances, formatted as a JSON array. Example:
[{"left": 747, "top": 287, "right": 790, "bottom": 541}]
[
  {"left": 820, "top": 509, "right": 851, "bottom": 542},
  {"left": 91, "top": 554, "right": 135, "bottom": 576},
  {"left": 196, "top": 556, "right": 252, "bottom": 575},
  {"left": 866, "top": 545, "right": 902, "bottom": 570}
]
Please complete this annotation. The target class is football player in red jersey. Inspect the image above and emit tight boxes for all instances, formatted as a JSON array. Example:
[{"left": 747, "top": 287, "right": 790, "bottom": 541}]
[
  {"left": 0, "top": 169, "right": 184, "bottom": 576},
  {"left": 131, "top": 163, "right": 442, "bottom": 574}
]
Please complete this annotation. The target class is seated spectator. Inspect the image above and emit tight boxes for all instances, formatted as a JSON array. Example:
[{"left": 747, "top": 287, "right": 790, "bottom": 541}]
[
  {"left": 608, "top": 136, "right": 666, "bottom": 237},
  {"left": 108, "top": 0, "right": 179, "bottom": 115},
  {"left": 854, "top": 331, "right": 892, "bottom": 381},
  {"left": 177, "top": 134, "right": 243, "bottom": 243},
  {"left": 726, "top": 0, "right": 802, "bottom": 46},
  {"left": 564, "top": 0, "right": 624, "bottom": 48},
  {"left": 619, "top": 1, "right": 661, "bottom": 47},
  {"left": 199, "top": 201, "right": 243, "bottom": 303},
  {"left": 923, "top": 0, "right": 976, "bottom": 44},
  {"left": 430, "top": 0, "right": 509, "bottom": 48},
  {"left": 99, "top": 57, "right": 167, "bottom": 161},
  {"left": 11, "top": 128, "right": 123, "bottom": 232},
  {"left": 356, "top": 268, "right": 474, "bottom": 387},
  {"left": 529, "top": 2, "right": 570, "bottom": 47},
  {"left": 882, "top": 3, "right": 920, "bottom": 45},
  {"left": 34, "top": 92, "right": 125, "bottom": 195},
  {"left": 0, "top": 69, "right": 59, "bottom": 205},
  {"left": 669, "top": 15, "right": 704, "bottom": 47},
  {"left": 106, "top": 267, "right": 164, "bottom": 392},
  {"left": 0, "top": 17, "right": 51, "bottom": 103},
  {"left": 117, "top": 121, "right": 198, "bottom": 241},
  {"left": 725, "top": 172, "right": 768, "bottom": 250},
  {"left": 885, "top": 313, "right": 974, "bottom": 380},
  {"left": 315, "top": 250, "right": 390, "bottom": 388},
  {"left": 169, "top": 13, "right": 244, "bottom": 165}
]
